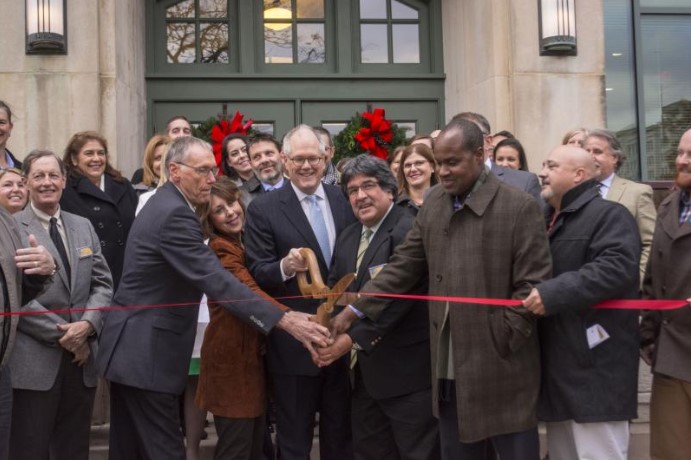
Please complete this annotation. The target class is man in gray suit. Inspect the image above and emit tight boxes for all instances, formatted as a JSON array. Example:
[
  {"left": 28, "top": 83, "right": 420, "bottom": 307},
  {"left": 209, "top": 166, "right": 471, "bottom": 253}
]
[
  {"left": 451, "top": 112, "right": 543, "bottom": 204},
  {"left": 0, "top": 195, "right": 55, "bottom": 460},
  {"left": 9, "top": 150, "right": 113, "bottom": 460}
]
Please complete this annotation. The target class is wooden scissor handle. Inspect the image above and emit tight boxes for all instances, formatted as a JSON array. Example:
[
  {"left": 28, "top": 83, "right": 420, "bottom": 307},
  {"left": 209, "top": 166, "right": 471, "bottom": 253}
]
[{"left": 296, "top": 248, "right": 329, "bottom": 299}]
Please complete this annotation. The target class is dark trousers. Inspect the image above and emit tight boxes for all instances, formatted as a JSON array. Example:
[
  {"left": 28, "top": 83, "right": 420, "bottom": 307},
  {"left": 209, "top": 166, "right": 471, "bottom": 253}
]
[
  {"left": 272, "top": 357, "right": 352, "bottom": 460},
  {"left": 109, "top": 381, "right": 185, "bottom": 460},
  {"left": 10, "top": 351, "right": 96, "bottom": 460},
  {"left": 0, "top": 366, "right": 11, "bottom": 460},
  {"left": 437, "top": 380, "right": 539, "bottom": 460},
  {"left": 351, "top": 366, "right": 440, "bottom": 460},
  {"left": 214, "top": 414, "right": 265, "bottom": 460}
]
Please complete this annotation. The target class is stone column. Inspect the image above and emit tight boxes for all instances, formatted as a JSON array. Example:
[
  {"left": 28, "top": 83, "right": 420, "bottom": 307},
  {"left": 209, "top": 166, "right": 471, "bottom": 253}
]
[{"left": 441, "top": 0, "right": 605, "bottom": 171}]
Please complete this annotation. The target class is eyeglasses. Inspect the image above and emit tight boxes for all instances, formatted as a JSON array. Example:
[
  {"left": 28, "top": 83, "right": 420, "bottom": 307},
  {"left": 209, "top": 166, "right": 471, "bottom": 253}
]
[
  {"left": 288, "top": 156, "right": 324, "bottom": 167},
  {"left": 403, "top": 160, "right": 429, "bottom": 170},
  {"left": 175, "top": 162, "right": 219, "bottom": 177},
  {"left": 346, "top": 180, "right": 379, "bottom": 197}
]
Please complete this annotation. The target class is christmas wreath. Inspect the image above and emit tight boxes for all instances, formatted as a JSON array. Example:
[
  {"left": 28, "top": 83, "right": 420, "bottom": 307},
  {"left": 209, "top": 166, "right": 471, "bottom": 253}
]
[{"left": 333, "top": 108, "right": 408, "bottom": 162}]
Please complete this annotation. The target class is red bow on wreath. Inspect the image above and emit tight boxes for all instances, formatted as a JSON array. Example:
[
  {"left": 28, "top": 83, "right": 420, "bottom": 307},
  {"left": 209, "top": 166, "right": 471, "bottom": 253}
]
[
  {"left": 354, "top": 108, "right": 393, "bottom": 159},
  {"left": 210, "top": 111, "right": 253, "bottom": 174}
]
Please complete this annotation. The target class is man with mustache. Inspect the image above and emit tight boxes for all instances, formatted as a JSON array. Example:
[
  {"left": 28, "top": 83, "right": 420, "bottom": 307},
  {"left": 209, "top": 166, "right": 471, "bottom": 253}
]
[{"left": 640, "top": 128, "right": 691, "bottom": 460}]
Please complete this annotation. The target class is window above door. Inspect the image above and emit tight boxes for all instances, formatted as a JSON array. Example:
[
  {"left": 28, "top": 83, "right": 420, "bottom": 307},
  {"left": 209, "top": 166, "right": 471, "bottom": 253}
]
[{"left": 151, "top": 0, "right": 441, "bottom": 76}]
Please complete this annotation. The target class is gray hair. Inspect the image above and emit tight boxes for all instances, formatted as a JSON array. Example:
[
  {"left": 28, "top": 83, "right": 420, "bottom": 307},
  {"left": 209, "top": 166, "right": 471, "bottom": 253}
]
[
  {"left": 165, "top": 136, "right": 212, "bottom": 172},
  {"left": 587, "top": 129, "right": 626, "bottom": 171},
  {"left": 340, "top": 154, "right": 398, "bottom": 197},
  {"left": 22, "top": 150, "right": 66, "bottom": 177},
  {"left": 282, "top": 124, "right": 326, "bottom": 156}
]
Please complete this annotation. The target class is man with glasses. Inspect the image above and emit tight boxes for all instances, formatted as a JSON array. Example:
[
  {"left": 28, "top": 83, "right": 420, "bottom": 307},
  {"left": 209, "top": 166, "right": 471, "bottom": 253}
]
[
  {"left": 241, "top": 133, "right": 285, "bottom": 205},
  {"left": 317, "top": 154, "right": 440, "bottom": 460},
  {"left": 244, "top": 125, "right": 356, "bottom": 460},
  {"left": 98, "top": 136, "right": 331, "bottom": 460}
]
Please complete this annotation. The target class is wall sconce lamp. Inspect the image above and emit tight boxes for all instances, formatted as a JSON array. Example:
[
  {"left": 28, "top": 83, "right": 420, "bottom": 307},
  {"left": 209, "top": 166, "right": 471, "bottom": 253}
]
[
  {"left": 538, "top": 0, "right": 576, "bottom": 56},
  {"left": 26, "top": 0, "right": 67, "bottom": 55}
]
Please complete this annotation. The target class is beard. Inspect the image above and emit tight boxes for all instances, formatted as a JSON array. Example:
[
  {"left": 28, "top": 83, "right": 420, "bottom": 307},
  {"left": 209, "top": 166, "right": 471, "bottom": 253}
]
[{"left": 675, "top": 168, "right": 691, "bottom": 191}]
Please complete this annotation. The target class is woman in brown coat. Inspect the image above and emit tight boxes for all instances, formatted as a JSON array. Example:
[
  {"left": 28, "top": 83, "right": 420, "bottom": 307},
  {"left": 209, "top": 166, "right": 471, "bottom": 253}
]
[{"left": 196, "top": 176, "right": 287, "bottom": 460}]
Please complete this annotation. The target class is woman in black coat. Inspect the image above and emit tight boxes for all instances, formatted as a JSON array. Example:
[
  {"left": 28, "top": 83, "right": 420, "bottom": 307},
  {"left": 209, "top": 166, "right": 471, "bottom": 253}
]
[{"left": 60, "top": 131, "right": 137, "bottom": 290}]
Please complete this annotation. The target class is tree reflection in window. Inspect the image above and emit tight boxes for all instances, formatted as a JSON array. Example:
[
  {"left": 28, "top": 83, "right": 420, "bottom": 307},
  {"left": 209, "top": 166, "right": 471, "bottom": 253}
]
[
  {"left": 264, "top": 0, "right": 325, "bottom": 64},
  {"left": 166, "top": 0, "right": 229, "bottom": 64}
]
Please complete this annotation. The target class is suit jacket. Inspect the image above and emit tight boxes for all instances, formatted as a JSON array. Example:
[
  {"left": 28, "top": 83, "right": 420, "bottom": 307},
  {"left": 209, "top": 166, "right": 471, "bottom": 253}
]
[
  {"left": 97, "top": 182, "right": 286, "bottom": 395},
  {"left": 353, "top": 173, "right": 552, "bottom": 442},
  {"left": 329, "top": 206, "right": 431, "bottom": 400},
  {"left": 10, "top": 208, "right": 112, "bottom": 389},
  {"left": 490, "top": 162, "right": 542, "bottom": 201},
  {"left": 606, "top": 174, "right": 656, "bottom": 280},
  {"left": 0, "top": 207, "right": 47, "bottom": 367},
  {"left": 196, "top": 235, "right": 288, "bottom": 418},
  {"left": 641, "top": 190, "right": 691, "bottom": 382},
  {"left": 239, "top": 175, "right": 265, "bottom": 207},
  {"left": 244, "top": 182, "right": 356, "bottom": 376},
  {"left": 60, "top": 174, "right": 138, "bottom": 290}
]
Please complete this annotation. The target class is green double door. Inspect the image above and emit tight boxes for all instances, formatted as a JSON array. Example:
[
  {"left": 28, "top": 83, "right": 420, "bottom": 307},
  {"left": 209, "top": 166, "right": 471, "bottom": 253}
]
[
  {"left": 147, "top": 0, "right": 446, "bottom": 144},
  {"left": 149, "top": 90, "right": 444, "bottom": 143}
]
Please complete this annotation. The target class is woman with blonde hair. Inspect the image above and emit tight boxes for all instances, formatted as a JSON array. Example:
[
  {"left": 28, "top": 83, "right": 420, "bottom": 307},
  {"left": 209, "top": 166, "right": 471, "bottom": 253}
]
[
  {"left": 134, "top": 134, "right": 171, "bottom": 194},
  {"left": 561, "top": 128, "right": 589, "bottom": 148},
  {"left": 0, "top": 168, "right": 27, "bottom": 213}
]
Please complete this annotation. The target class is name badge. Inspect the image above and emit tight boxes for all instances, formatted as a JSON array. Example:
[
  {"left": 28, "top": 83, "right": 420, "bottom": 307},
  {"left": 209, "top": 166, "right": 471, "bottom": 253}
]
[
  {"left": 78, "top": 246, "right": 93, "bottom": 258},
  {"left": 586, "top": 324, "right": 610, "bottom": 349},
  {"left": 368, "top": 263, "right": 386, "bottom": 279}
]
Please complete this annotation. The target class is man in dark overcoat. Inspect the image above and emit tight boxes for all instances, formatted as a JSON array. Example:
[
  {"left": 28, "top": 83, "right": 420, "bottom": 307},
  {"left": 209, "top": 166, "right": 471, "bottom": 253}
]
[
  {"left": 523, "top": 145, "right": 641, "bottom": 460},
  {"left": 640, "top": 128, "right": 691, "bottom": 460},
  {"left": 332, "top": 119, "right": 552, "bottom": 459}
]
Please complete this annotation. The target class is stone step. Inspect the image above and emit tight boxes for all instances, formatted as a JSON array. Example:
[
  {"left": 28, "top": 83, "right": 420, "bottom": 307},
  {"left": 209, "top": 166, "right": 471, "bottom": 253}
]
[{"left": 90, "top": 420, "right": 649, "bottom": 460}]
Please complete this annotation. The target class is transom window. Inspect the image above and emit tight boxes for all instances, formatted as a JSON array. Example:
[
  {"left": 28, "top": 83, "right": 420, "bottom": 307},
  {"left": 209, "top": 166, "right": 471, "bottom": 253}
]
[
  {"left": 263, "top": 0, "right": 326, "bottom": 64},
  {"left": 166, "top": 0, "right": 230, "bottom": 64},
  {"left": 359, "top": 0, "right": 420, "bottom": 64}
]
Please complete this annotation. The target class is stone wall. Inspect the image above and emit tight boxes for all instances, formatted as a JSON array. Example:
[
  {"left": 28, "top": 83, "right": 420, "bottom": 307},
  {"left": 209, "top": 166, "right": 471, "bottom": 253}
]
[
  {"left": 0, "top": 0, "right": 146, "bottom": 175},
  {"left": 441, "top": 0, "right": 606, "bottom": 172}
]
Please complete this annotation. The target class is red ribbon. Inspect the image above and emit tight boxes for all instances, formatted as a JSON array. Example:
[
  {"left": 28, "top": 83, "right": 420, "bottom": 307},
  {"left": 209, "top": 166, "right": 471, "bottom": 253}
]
[{"left": 2, "top": 292, "right": 687, "bottom": 317}]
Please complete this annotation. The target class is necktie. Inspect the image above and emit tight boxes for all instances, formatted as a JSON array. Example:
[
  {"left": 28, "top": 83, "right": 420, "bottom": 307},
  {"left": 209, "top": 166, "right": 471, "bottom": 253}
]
[
  {"left": 49, "top": 217, "right": 71, "bottom": 284},
  {"left": 355, "top": 228, "right": 372, "bottom": 275},
  {"left": 306, "top": 195, "right": 331, "bottom": 265},
  {"left": 351, "top": 228, "right": 373, "bottom": 371},
  {"left": 599, "top": 182, "right": 607, "bottom": 198}
]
